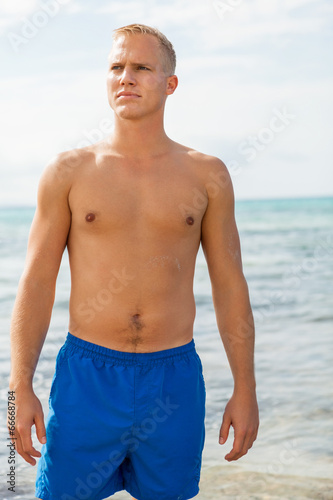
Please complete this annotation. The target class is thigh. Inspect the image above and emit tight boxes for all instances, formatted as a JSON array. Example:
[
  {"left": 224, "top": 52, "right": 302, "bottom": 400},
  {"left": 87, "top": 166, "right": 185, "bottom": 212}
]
[
  {"left": 35, "top": 347, "right": 133, "bottom": 499},
  {"left": 127, "top": 351, "right": 206, "bottom": 500}
]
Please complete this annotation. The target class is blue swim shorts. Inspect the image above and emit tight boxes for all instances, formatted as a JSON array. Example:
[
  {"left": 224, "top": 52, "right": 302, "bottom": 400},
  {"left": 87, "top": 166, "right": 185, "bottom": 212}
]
[{"left": 35, "top": 333, "right": 206, "bottom": 500}]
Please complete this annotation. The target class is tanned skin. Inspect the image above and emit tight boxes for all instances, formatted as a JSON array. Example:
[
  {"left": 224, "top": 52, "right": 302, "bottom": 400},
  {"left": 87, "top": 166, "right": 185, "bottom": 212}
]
[{"left": 9, "top": 33, "right": 259, "bottom": 499}]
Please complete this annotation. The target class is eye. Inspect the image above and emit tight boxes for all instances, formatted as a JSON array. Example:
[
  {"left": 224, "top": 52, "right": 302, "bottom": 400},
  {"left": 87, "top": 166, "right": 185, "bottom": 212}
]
[
  {"left": 138, "top": 66, "right": 150, "bottom": 70},
  {"left": 111, "top": 65, "right": 122, "bottom": 70}
]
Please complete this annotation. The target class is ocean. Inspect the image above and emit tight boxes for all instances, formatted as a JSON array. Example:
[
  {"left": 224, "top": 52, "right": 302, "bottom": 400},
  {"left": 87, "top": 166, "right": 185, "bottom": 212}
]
[{"left": 0, "top": 197, "right": 332, "bottom": 499}]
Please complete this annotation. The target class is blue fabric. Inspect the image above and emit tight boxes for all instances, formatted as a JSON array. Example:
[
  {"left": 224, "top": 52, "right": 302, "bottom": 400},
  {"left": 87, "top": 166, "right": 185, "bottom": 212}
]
[{"left": 35, "top": 332, "right": 206, "bottom": 500}]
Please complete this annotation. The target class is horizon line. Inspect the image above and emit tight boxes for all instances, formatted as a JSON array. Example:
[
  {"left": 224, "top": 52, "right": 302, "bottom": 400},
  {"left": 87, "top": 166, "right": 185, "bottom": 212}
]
[{"left": 0, "top": 194, "right": 333, "bottom": 210}]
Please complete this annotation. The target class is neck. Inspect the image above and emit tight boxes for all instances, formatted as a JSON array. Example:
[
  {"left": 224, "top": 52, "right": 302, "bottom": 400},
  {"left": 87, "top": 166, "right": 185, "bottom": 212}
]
[{"left": 108, "top": 114, "right": 171, "bottom": 158}]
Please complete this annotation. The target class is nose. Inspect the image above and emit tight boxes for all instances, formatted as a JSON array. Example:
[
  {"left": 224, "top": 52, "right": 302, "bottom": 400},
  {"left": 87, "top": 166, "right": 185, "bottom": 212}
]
[{"left": 119, "top": 66, "right": 136, "bottom": 86}]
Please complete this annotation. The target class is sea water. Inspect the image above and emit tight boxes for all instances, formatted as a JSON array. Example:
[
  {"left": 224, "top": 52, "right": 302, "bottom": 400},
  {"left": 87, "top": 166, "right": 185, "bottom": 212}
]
[{"left": 0, "top": 197, "right": 332, "bottom": 499}]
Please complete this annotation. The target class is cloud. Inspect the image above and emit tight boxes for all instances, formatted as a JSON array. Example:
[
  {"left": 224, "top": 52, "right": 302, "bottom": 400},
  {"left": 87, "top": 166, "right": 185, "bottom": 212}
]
[
  {"left": 0, "top": 0, "right": 84, "bottom": 36},
  {"left": 284, "top": 0, "right": 322, "bottom": 12},
  {"left": 96, "top": 0, "right": 332, "bottom": 61},
  {"left": 62, "top": 1, "right": 86, "bottom": 14},
  {"left": 0, "top": 0, "right": 39, "bottom": 16},
  {"left": 206, "top": 0, "right": 332, "bottom": 49},
  {"left": 0, "top": 0, "right": 39, "bottom": 33},
  {"left": 1, "top": 0, "right": 332, "bottom": 204},
  {"left": 0, "top": 69, "right": 109, "bottom": 171},
  {"left": 96, "top": 0, "right": 210, "bottom": 30},
  {"left": 96, "top": 1, "right": 142, "bottom": 14}
]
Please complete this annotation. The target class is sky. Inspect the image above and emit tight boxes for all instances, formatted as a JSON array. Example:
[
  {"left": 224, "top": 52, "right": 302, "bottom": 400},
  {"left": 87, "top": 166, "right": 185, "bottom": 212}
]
[{"left": 0, "top": 0, "right": 332, "bottom": 206}]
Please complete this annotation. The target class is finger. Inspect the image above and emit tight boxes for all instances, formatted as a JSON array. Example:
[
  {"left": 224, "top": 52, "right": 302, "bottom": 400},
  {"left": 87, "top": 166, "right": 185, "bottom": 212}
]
[
  {"left": 18, "top": 424, "right": 42, "bottom": 461},
  {"left": 225, "top": 431, "right": 246, "bottom": 461},
  {"left": 243, "top": 422, "right": 259, "bottom": 451},
  {"left": 34, "top": 412, "right": 47, "bottom": 445},
  {"left": 13, "top": 433, "right": 38, "bottom": 466},
  {"left": 243, "top": 430, "right": 257, "bottom": 453},
  {"left": 219, "top": 413, "right": 231, "bottom": 445}
]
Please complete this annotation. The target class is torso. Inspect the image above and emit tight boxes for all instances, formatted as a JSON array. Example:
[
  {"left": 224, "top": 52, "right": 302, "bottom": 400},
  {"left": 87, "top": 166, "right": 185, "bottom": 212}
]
[{"left": 67, "top": 140, "right": 210, "bottom": 352}]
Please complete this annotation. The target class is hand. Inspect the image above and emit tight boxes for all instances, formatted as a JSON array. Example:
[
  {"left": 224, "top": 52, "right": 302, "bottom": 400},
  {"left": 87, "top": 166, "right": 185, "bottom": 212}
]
[
  {"left": 219, "top": 389, "right": 259, "bottom": 461},
  {"left": 7, "top": 389, "right": 46, "bottom": 466}
]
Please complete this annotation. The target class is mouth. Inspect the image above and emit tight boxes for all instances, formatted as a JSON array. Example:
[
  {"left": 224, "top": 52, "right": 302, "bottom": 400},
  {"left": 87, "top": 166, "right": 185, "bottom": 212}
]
[{"left": 117, "top": 92, "right": 140, "bottom": 99}]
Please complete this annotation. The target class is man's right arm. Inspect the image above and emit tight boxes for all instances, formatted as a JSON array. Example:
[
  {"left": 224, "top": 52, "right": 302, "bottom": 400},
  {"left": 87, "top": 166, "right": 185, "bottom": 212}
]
[{"left": 8, "top": 153, "right": 73, "bottom": 465}]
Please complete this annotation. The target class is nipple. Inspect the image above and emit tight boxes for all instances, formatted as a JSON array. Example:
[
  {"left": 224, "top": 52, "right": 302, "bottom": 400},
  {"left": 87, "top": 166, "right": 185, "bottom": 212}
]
[
  {"left": 186, "top": 216, "right": 194, "bottom": 226},
  {"left": 85, "top": 213, "right": 96, "bottom": 222}
]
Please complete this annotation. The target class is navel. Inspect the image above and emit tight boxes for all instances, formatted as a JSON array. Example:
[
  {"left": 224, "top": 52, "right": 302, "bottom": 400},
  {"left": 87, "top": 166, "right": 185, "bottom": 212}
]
[
  {"left": 130, "top": 313, "right": 144, "bottom": 331},
  {"left": 85, "top": 213, "right": 96, "bottom": 222},
  {"left": 186, "top": 216, "right": 194, "bottom": 226}
]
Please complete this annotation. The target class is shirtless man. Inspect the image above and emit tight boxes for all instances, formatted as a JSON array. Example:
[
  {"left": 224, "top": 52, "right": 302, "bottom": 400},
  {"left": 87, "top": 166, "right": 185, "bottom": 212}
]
[{"left": 9, "top": 24, "right": 259, "bottom": 500}]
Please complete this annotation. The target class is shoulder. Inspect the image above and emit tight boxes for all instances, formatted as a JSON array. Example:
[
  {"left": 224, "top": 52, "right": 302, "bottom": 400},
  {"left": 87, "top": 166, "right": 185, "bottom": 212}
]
[
  {"left": 174, "top": 143, "right": 232, "bottom": 196},
  {"left": 36, "top": 146, "right": 95, "bottom": 208},
  {"left": 41, "top": 148, "right": 95, "bottom": 189},
  {"left": 188, "top": 149, "right": 228, "bottom": 174},
  {"left": 42, "top": 146, "right": 94, "bottom": 183},
  {"left": 174, "top": 141, "right": 228, "bottom": 172}
]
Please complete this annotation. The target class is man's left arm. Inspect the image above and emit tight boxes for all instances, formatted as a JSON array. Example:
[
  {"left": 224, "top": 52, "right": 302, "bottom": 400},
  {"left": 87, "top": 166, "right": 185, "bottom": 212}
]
[{"left": 201, "top": 158, "right": 259, "bottom": 462}]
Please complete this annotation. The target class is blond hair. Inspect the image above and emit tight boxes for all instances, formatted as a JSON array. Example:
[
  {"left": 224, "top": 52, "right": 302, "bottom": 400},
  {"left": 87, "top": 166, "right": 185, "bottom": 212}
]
[{"left": 112, "top": 23, "right": 176, "bottom": 76}]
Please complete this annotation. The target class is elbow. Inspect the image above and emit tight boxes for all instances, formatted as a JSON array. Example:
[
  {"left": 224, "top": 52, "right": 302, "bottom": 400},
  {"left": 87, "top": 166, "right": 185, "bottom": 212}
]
[
  {"left": 19, "top": 269, "right": 57, "bottom": 300},
  {"left": 211, "top": 271, "right": 249, "bottom": 302}
]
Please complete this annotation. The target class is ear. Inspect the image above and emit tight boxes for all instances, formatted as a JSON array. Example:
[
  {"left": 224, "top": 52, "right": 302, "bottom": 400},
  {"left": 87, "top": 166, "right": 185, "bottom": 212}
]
[{"left": 166, "top": 75, "right": 178, "bottom": 95}]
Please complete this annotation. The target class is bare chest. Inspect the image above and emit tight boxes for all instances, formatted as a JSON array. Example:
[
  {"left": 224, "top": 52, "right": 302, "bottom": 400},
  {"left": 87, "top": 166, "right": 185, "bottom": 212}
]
[{"left": 68, "top": 159, "right": 207, "bottom": 236}]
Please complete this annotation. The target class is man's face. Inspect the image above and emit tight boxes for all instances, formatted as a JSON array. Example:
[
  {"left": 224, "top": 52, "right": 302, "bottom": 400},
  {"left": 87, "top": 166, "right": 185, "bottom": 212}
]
[{"left": 106, "top": 34, "right": 175, "bottom": 121}]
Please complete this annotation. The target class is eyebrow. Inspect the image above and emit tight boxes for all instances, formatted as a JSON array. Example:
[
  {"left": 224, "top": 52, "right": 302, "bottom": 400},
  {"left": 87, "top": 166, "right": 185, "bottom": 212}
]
[{"left": 109, "top": 61, "right": 153, "bottom": 68}]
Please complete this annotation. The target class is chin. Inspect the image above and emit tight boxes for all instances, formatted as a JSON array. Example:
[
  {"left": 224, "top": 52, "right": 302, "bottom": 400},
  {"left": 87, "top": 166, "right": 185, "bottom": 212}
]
[{"left": 116, "top": 109, "right": 143, "bottom": 120}]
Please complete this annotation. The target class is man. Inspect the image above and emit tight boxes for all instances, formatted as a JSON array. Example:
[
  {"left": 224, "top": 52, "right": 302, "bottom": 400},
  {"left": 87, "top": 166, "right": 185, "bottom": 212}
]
[{"left": 8, "top": 24, "right": 259, "bottom": 500}]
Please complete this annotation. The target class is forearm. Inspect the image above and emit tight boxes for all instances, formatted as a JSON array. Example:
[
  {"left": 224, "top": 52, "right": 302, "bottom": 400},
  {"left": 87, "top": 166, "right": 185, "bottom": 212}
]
[
  {"left": 9, "top": 273, "right": 55, "bottom": 392},
  {"left": 213, "top": 278, "right": 256, "bottom": 392}
]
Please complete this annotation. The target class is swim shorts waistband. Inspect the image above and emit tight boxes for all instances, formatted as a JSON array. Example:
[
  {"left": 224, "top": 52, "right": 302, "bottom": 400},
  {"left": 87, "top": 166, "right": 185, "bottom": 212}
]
[{"left": 65, "top": 332, "right": 196, "bottom": 364}]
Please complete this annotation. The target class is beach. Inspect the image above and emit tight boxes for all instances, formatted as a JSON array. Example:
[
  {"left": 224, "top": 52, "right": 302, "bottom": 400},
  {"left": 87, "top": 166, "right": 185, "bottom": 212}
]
[
  {"left": 2, "top": 463, "right": 332, "bottom": 499},
  {"left": 1, "top": 197, "right": 332, "bottom": 499}
]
